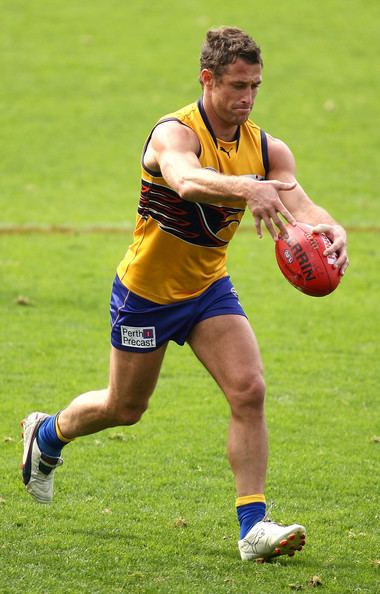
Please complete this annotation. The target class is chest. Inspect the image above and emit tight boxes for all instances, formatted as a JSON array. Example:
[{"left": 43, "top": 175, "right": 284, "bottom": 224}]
[{"left": 198, "top": 132, "right": 265, "bottom": 179}]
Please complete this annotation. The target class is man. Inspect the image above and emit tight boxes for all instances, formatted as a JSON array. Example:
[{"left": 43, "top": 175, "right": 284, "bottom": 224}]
[{"left": 21, "top": 27, "right": 348, "bottom": 561}]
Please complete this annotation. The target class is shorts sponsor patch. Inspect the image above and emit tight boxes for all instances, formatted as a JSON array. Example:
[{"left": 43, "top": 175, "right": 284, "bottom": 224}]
[{"left": 120, "top": 326, "right": 156, "bottom": 349}]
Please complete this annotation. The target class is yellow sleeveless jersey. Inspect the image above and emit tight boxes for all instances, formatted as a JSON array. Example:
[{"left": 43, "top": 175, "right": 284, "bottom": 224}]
[{"left": 117, "top": 98, "right": 268, "bottom": 304}]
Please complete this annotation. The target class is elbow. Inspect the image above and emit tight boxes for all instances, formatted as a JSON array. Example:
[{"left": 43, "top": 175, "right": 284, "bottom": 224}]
[{"left": 176, "top": 177, "right": 197, "bottom": 202}]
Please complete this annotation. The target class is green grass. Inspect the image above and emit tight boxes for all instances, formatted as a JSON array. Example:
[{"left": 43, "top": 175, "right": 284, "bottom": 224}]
[
  {"left": 1, "top": 231, "right": 379, "bottom": 593},
  {"left": 1, "top": 0, "right": 380, "bottom": 592},
  {"left": 1, "top": 0, "right": 380, "bottom": 225}
]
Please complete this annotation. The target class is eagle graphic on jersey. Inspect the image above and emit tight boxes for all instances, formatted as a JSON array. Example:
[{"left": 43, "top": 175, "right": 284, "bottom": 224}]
[{"left": 139, "top": 180, "right": 244, "bottom": 248}]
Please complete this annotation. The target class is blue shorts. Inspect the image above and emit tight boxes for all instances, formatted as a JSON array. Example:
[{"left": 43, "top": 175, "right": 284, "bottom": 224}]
[{"left": 110, "top": 275, "right": 246, "bottom": 352}]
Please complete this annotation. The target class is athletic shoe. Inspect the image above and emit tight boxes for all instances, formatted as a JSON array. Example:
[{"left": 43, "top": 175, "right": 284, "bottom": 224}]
[
  {"left": 238, "top": 519, "right": 306, "bottom": 561},
  {"left": 21, "top": 412, "right": 63, "bottom": 504}
]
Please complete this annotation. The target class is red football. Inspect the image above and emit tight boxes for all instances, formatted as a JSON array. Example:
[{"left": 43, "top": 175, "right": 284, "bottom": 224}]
[{"left": 275, "top": 222, "right": 341, "bottom": 297}]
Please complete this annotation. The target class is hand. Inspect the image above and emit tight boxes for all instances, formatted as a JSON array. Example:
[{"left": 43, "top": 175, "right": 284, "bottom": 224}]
[
  {"left": 312, "top": 223, "right": 349, "bottom": 275},
  {"left": 246, "top": 179, "right": 297, "bottom": 240}
]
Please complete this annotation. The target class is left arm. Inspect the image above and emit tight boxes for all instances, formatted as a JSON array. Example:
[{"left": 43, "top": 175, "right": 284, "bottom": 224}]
[{"left": 266, "top": 135, "right": 349, "bottom": 274}]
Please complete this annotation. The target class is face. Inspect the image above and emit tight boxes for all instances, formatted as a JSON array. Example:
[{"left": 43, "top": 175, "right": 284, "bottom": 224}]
[{"left": 202, "top": 59, "right": 262, "bottom": 127}]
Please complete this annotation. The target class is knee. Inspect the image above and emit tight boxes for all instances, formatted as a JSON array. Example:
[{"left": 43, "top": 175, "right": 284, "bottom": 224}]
[
  {"left": 104, "top": 395, "right": 148, "bottom": 427},
  {"left": 229, "top": 373, "right": 266, "bottom": 418},
  {"left": 116, "top": 405, "right": 147, "bottom": 426}
]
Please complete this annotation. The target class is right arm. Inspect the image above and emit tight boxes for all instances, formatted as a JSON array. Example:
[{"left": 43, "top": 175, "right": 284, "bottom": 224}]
[{"left": 144, "top": 120, "right": 297, "bottom": 238}]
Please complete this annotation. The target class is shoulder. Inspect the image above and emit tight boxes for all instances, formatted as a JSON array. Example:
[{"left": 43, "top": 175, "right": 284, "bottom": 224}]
[
  {"left": 266, "top": 133, "right": 296, "bottom": 173},
  {"left": 150, "top": 118, "right": 200, "bottom": 154},
  {"left": 144, "top": 112, "right": 201, "bottom": 172},
  {"left": 159, "top": 102, "right": 199, "bottom": 123}
]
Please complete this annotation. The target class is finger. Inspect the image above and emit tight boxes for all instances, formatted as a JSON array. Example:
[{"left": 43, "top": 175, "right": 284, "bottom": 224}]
[
  {"left": 340, "top": 258, "right": 349, "bottom": 275},
  {"left": 270, "top": 180, "right": 297, "bottom": 192},
  {"left": 323, "top": 234, "right": 345, "bottom": 256},
  {"left": 312, "top": 223, "right": 332, "bottom": 234},
  {"left": 277, "top": 205, "right": 296, "bottom": 227},
  {"left": 335, "top": 258, "right": 348, "bottom": 275},
  {"left": 324, "top": 243, "right": 341, "bottom": 257},
  {"left": 333, "top": 254, "right": 344, "bottom": 269},
  {"left": 323, "top": 236, "right": 340, "bottom": 253},
  {"left": 312, "top": 224, "right": 343, "bottom": 255},
  {"left": 271, "top": 214, "right": 289, "bottom": 238},
  {"left": 262, "top": 216, "right": 277, "bottom": 241},
  {"left": 254, "top": 217, "right": 263, "bottom": 239},
  {"left": 334, "top": 250, "right": 348, "bottom": 271}
]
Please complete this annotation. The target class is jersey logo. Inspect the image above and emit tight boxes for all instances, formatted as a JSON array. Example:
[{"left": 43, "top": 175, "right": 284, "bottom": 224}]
[
  {"left": 219, "top": 146, "right": 233, "bottom": 158},
  {"left": 139, "top": 180, "right": 243, "bottom": 247}
]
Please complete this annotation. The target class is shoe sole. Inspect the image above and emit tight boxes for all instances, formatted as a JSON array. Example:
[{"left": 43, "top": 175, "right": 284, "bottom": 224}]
[
  {"left": 270, "top": 528, "right": 306, "bottom": 559},
  {"left": 21, "top": 414, "right": 47, "bottom": 486}
]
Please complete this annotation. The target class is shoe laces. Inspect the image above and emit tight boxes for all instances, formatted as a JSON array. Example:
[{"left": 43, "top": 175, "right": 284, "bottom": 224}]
[
  {"left": 262, "top": 502, "right": 290, "bottom": 529},
  {"left": 263, "top": 500, "right": 275, "bottom": 522}
]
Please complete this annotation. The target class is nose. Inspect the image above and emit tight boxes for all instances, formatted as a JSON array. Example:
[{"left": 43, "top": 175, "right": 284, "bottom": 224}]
[{"left": 242, "top": 88, "right": 254, "bottom": 105}]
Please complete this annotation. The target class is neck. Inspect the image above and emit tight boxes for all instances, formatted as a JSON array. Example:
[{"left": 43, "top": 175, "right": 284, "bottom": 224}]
[{"left": 201, "top": 94, "right": 239, "bottom": 142}]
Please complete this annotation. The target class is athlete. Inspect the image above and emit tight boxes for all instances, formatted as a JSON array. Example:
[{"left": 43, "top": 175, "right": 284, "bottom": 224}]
[{"left": 21, "top": 27, "right": 349, "bottom": 561}]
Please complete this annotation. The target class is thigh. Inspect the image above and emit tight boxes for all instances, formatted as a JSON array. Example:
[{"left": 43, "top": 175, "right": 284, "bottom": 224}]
[
  {"left": 107, "top": 344, "right": 168, "bottom": 410},
  {"left": 110, "top": 274, "right": 196, "bottom": 350},
  {"left": 187, "top": 315, "right": 264, "bottom": 400}
]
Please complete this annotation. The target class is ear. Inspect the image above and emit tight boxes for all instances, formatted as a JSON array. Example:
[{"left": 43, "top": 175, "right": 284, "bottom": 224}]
[{"left": 200, "top": 68, "right": 214, "bottom": 88}]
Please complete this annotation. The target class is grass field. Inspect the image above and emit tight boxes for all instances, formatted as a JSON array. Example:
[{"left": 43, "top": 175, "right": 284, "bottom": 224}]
[{"left": 1, "top": 1, "right": 379, "bottom": 593}]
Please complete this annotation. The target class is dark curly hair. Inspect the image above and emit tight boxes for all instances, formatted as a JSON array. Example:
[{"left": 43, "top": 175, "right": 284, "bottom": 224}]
[{"left": 200, "top": 27, "right": 263, "bottom": 83}]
